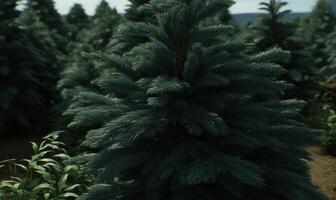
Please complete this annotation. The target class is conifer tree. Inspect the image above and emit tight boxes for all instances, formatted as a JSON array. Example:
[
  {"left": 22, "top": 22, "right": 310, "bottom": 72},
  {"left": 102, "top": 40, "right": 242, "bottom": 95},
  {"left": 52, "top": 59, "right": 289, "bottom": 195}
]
[
  {"left": 320, "top": 29, "right": 336, "bottom": 84},
  {"left": 66, "top": 3, "right": 89, "bottom": 41},
  {"left": 248, "top": 0, "right": 316, "bottom": 99},
  {"left": 125, "top": 0, "right": 151, "bottom": 22},
  {"left": 27, "top": 0, "right": 67, "bottom": 35},
  {"left": 65, "top": 0, "right": 326, "bottom": 199},
  {"left": 299, "top": 0, "right": 336, "bottom": 68},
  {"left": 0, "top": 0, "right": 60, "bottom": 133},
  {"left": 87, "top": 0, "right": 121, "bottom": 50},
  {"left": 57, "top": 1, "right": 150, "bottom": 143},
  {"left": 59, "top": 0, "right": 123, "bottom": 103},
  {"left": 301, "top": 0, "right": 335, "bottom": 41}
]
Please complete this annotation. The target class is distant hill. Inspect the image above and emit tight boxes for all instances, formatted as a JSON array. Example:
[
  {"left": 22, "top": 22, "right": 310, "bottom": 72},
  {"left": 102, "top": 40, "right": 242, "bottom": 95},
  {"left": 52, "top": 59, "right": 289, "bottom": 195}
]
[
  {"left": 233, "top": 0, "right": 336, "bottom": 26},
  {"left": 232, "top": 13, "right": 307, "bottom": 26}
]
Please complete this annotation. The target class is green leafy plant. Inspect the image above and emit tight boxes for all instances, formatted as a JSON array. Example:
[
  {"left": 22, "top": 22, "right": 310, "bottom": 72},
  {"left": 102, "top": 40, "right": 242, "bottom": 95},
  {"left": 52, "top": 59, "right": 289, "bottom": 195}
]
[
  {"left": 322, "top": 107, "right": 336, "bottom": 155},
  {"left": 0, "top": 132, "right": 91, "bottom": 200}
]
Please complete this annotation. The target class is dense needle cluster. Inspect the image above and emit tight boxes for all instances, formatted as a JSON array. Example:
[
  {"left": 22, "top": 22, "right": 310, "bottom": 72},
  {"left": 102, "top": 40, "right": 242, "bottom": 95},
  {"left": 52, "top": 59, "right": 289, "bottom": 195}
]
[{"left": 64, "top": 0, "right": 327, "bottom": 199}]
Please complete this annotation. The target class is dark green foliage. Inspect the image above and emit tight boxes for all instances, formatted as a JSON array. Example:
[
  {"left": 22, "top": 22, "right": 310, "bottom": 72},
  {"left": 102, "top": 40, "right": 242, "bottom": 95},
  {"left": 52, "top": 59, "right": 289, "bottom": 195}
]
[
  {"left": 66, "top": 4, "right": 89, "bottom": 40},
  {"left": 125, "top": 0, "right": 151, "bottom": 22},
  {"left": 27, "top": 0, "right": 67, "bottom": 36},
  {"left": 300, "top": 0, "right": 336, "bottom": 41},
  {"left": 250, "top": 0, "right": 293, "bottom": 49},
  {"left": 299, "top": 0, "right": 336, "bottom": 68},
  {"left": 58, "top": 44, "right": 98, "bottom": 101},
  {"left": 87, "top": 0, "right": 121, "bottom": 50},
  {"left": 247, "top": 0, "right": 316, "bottom": 99},
  {"left": 320, "top": 29, "right": 336, "bottom": 84},
  {"left": 322, "top": 108, "right": 336, "bottom": 156},
  {"left": 56, "top": 1, "right": 122, "bottom": 143},
  {"left": 64, "top": 0, "right": 326, "bottom": 199},
  {"left": 0, "top": 1, "right": 60, "bottom": 133},
  {"left": 56, "top": 43, "right": 99, "bottom": 143}
]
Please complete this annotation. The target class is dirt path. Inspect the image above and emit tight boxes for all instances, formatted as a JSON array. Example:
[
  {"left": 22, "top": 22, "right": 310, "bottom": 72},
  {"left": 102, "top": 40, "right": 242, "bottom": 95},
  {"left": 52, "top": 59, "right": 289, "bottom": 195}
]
[{"left": 307, "top": 146, "right": 336, "bottom": 200}]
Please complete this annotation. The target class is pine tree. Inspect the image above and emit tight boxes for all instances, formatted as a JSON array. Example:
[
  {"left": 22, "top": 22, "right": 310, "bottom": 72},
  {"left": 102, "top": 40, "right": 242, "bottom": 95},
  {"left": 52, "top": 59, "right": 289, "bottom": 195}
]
[
  {"left": 27, "top": 0, "right": 67, "bottom": 35},
  {"left": 86, "top": 0, "right": 121, "bottom": 50},
  {"left": 301, "top": 0, "right": 335, "bottom": 41},
  {"left": 66, "top": 3, "right": 89, "bottom": 40},
  {"left": 320, "top": 28, "right": 336, "bottom": 85},
  {"left": 0, "top": 0, "right": 60, "bottom": 133},
  {"left": 125, "top": 0, "right": 151, "bottom": 22},
  {"left": 299, "top": 0, "right": 336, "bottom": 68},
  {"left": 57, "top": 1, "right": 122, "bottom": 141},
  {"left": 65, "top": 0, "right": 326, "bottom": 199},
  {"left": 247, "top": 0, "right": 316, "bottom": 99}
]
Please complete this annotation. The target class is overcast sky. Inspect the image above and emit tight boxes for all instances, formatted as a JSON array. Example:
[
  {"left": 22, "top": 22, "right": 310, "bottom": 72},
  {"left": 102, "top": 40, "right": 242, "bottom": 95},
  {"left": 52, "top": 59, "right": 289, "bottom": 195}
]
[{"left": 53, "top": 0, "right": 317, "bottom": 15}]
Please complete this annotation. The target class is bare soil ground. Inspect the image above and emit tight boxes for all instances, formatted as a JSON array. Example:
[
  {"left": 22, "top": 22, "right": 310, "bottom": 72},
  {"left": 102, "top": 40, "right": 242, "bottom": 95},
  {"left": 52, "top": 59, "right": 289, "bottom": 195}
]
[
  {"left": 307, "top": 146, "right": 336, "bottom": 200},
  {"left": 0, "top": 134, "right": 41, "bottom": 178}
]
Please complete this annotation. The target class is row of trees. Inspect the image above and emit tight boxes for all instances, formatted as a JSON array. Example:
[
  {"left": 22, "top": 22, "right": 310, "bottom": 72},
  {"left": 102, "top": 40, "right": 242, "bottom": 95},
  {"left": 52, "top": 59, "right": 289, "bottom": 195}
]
[
  {"left": 1, "top": 0, "right": 336, "bottom": 199},
  {"left": 0, "top": 0, "right": 121, "bottom": 134}
]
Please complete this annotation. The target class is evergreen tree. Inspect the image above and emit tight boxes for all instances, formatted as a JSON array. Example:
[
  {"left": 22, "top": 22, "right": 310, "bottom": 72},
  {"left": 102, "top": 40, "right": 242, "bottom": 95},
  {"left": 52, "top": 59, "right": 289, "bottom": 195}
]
[
  {"left": 66, "top": 3, "right": 89, "bottom": 40},
  {"left": 299, "top": 0, "right": 336, "bottom": 68},
  {"left": 57, "top": 0, "right": 151, "bottom": 143},
  {"left": 58, "top": 44, "right": 97, "bottom": 101},
  {"left": 0, "top": 0, "right": 60, "bottom": 133},
  {"left": 66, "top": 0, "right": 326, "bottom": 199},
  {"left": 87, "top": 0, "right": 121, "bottom": 50},
  {"left": 199, "top": 0, "right": 238, "bottom": 35},
  {"left": 248, "top": 0, "right": 316, "bottom": 99},
  {"left": 56, "top": 43, "right": 99, "bottom": 140},
  {"left": 27, "top": 0, "right": 67, "bottom": 35},
  {"left": 301, "top": 0, "right": 335, "bottom": 41},
  {"left": 320, "top": 28, "right": 336, "bottom": 85},
  {"left": 57, "top": 1, "right": 123, "bottom": 142},
  {"left": 125, "top": 0, "right": 151, "bottom": 22}
]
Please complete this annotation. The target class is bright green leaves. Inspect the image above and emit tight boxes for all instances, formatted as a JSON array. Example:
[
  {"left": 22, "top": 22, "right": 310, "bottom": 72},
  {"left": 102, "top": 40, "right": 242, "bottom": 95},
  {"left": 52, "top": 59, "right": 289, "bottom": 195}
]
[{"left": 0, "top": 132, "right": 91, "bottom": 200}]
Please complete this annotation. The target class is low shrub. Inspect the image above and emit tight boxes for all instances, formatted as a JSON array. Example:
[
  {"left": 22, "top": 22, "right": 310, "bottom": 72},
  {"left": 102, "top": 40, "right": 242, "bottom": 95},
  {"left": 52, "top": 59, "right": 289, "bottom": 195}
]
[
  {"left": 322, "top": 108, "right": 336, "bottom": 156},
  {"left": 0, "top": 132, "right": 92, "bottom": 200}
]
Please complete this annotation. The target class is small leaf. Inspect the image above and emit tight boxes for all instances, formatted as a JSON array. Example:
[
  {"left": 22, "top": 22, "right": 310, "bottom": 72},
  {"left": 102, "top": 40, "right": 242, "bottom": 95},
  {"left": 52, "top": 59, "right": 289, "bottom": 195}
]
[
  {"left": 31, "top": 142, "right": 39, "bottom": 153},
  {"left": 60, "top": 192, "right": 79, "bottom": 198},
  {"left": 0, "top": 159, "right": 16, "bottom": 164},
  {"left": 65, "top": 184, "right": 81, "bottom": 191},
  {"left": 15, "top": 164, "right": 28, "bottom": 172},
  {"left": 33, "top": 183, "right": 56, "bottom": 191},
  {"left": 58, "top": 174, "right": 69, "bottom": 190},
  {"left": 44, "top": 193, "right": 51, "bottom": 200},
  {"left": 0, "top": 181, "right": 15, "bottom": 189},
  {"left": 53, "top": 154, "right": 71, "bottom": 160},
  {"left": 64, "top": 165, "right": 79, "bottom": 173}
]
